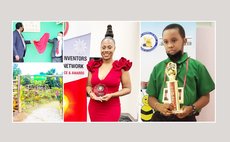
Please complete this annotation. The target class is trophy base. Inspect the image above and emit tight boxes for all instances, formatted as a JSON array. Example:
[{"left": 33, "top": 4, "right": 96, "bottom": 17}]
[
  {"left": 97, "top": 94, "right": 104, "bottom": 97},
  {"left": 172, "top": 110, "right": 184, "bottom": 114},
  {"left": 93, "top": 84, "right": 107, "bottom": 97}
]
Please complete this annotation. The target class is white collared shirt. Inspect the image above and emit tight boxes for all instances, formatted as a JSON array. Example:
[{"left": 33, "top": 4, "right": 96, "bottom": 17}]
[{"left": 55, "top": 39, "right": 62, "bottom": 57}]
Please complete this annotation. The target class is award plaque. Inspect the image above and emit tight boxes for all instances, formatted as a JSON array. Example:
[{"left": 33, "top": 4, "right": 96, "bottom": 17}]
[
  {"left": 93, "top": 84, "right": 108, "bottom": 97},
  {"left": 163, "top": 62, "right": 184, "bottom": 113}
]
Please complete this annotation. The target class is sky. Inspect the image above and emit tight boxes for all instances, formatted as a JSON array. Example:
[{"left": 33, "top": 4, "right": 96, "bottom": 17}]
[{"left": 14, "top": 63, "right": 63, "bottom": 75}]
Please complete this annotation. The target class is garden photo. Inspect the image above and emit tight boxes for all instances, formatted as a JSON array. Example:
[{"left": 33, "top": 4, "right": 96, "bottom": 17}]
[{"left": 13, "top": 63, "right": 63, "bottom": 123}]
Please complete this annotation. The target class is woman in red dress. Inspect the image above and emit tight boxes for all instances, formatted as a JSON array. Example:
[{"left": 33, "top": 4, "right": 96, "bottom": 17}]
[{"left": 86, "top": 25, "right": 132, "bottom": 122}]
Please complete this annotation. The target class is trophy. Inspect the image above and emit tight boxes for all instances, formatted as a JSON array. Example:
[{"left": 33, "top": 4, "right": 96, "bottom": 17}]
[
  {"left": 93, "top": 84, "right": 108, "bottom": 97},
  {"left": 163, "top": 62, "right": 184, "bottom": 113}
]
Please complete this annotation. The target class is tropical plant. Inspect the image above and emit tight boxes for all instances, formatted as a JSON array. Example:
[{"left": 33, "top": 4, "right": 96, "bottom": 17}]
[{"left": 13, "top": 64, "right": 21, "bottom": 80}]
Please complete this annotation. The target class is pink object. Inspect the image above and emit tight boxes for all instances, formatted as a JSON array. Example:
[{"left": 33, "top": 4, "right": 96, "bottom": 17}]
[
  {"left": 33, "top": 33, "right": 50, "bottom": 54},
  {"left": 87, "top": 57, "right": 132, "bottom": 121}
]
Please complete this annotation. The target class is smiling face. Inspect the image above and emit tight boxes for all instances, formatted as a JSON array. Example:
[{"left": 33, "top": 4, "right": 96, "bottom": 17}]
[
  {"left": 162, "top": 28, "right": 187, "bottom": 55},
  {"left": 100, "top": 38, "right": 115, "bottom": 60}
]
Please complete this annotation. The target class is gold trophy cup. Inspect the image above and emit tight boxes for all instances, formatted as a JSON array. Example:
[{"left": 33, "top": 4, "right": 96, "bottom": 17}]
[{"left": 164, "top": 62, "right": 183, "bottom": 113}]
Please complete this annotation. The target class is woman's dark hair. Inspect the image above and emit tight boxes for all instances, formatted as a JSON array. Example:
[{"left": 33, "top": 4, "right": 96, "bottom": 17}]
[
  {"left": 16, "top": 22, "right": 23, "bottom": 29},
  {"left": 105, "top": 25, "right": 114, "bottom": 38},
  {"left": 162, "top": 23, "right": 186, "bottom": 38},
  {"left": 102, "top": 25, "right": 115, "bottom": 44}
]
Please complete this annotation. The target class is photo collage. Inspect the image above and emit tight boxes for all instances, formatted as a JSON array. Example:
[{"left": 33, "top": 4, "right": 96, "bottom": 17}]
[{"left": 12, "top": 21, "right": 215, "bottom": 122}]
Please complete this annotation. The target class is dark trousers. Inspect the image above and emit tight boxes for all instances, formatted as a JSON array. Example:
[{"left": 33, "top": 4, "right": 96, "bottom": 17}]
[{"left": 151, "top": 111, "right": 197, "bottom": 122}]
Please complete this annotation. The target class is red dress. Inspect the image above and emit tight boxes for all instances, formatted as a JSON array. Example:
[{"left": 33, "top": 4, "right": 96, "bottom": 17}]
[{"left": 87, "top": 57, "right": 132, "bottom": 122}]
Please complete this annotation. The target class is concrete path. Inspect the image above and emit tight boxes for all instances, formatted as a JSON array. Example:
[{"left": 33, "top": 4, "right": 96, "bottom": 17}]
[{"left": 23, "top": 101, "right": 63, "bottom": 123}]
